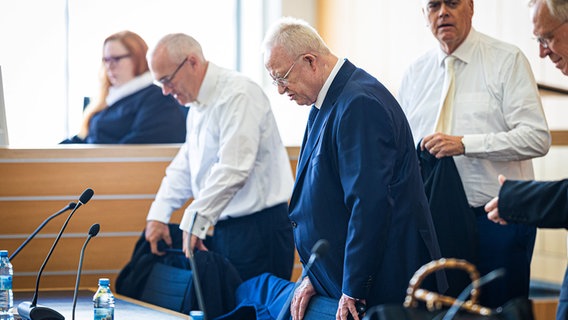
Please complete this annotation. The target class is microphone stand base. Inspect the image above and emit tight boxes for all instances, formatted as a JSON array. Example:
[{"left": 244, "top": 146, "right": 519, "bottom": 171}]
[{"left": 18, "top": 301, "right": 65, "bottom": 320}]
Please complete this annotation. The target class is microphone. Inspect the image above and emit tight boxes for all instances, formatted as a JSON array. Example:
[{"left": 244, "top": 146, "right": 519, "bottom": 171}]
[
  {"left": 72, "top": 224, "right": 100, "bottom": 320},
  {"left": 18, "top": 188, "right": 95, "bottom": 320},
  {"left": 441, "top": 268, "right": 505, "bottom": 320},
  {"left": 187, "top": 213, "right": 208, "bottom": 320},
  {"left": 276, "top": 239, "right": 330, "bottom": 320},
  {"left": 9, "top": 202, "right": 77, "bottom": 261}
]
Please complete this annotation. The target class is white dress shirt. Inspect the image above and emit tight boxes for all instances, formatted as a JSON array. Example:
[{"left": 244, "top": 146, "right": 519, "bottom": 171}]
[
  {"left": 399, "top": 29, "right": 551, "bottom": 207},
  {"left": 314, "top": 58, "right": 345, "bottom": 109},
  {"left": 147, "top": 62, "right": 293, "bottom": 237}
]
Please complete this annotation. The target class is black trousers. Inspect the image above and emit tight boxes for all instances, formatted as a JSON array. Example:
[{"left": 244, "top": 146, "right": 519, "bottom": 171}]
[
  {"left": 472, "top": 206, "right": 536, "bottom": 308},
  {"left": 205, "top": 202, "right": 295, "bottom": 281}
]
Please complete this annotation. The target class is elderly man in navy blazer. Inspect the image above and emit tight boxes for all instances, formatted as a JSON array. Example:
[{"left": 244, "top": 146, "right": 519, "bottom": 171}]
[{"left": 262, "top": 17, "right": 444, "bottom": 320}]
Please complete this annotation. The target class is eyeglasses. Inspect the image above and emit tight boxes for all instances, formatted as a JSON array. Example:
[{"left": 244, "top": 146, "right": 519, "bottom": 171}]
[
  {"left": 102, "top": 54, "right": 131, "bottom": 65},
  {"left": 271, "top": 55, "right": 305, "bottom": 87},
  {"left": 157, "top": 58, "right": 188, "bottom": 88},
  {"left": 535, "top": 22, "right": 566, "bottom": 49}
]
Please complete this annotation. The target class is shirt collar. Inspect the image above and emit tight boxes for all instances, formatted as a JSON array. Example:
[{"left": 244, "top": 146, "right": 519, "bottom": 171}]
[
  {"left": 314, "top": 58, "right": 345, "bottom": 109},
  {"left": 437, "top": 28, "right": 478, "bottom": 67},
  {"left": 190, "top": 62, "right": 217, "bottom": 108},
  {"left": 106, "top": 71, "right": 153, "bottom": 106}
]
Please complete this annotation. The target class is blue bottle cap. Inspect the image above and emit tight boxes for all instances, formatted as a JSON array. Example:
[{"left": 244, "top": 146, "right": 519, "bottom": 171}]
[
  {"left": 98, "top": 278, "right": 110, "bottom": 286},
  {"left": 190, "top": 310, "right": 204, "bottom": 320},
  {"left": 0, "top": 250, "right": 7, "bottom": 257}
]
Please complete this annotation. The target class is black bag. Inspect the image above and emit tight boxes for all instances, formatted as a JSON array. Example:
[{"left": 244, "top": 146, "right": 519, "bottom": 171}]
[
  {"left": 116, "top": 224, "right": 242, "bottom": 319},
  {"left": 363, "top": 259, "right": 534, "bottom": 320}
]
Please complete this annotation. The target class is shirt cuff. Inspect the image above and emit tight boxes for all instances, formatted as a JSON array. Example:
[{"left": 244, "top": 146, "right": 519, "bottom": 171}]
[
  {"left": 180, "top": 210, "right": 212, "bottom": 239},
  {"left": 461, "top": 134, "right": 484, "bottom": 155},
  {"left": 146, "top": 200, "right": 174, "bottom": 224}
]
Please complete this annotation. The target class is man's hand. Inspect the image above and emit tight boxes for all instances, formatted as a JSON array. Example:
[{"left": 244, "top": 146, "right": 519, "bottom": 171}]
[
  {"left": 291, "top": 276, "right": 316, "bottom": 320},
  {"left": 421, "top": 133, "right": 465, "bottom": 158},
  {"left": 336, "top": 294, "right": 366, "bottom": 320},
  {"left": 182, "top": 231, "right": 209, "bottom": 258},
  {"left": 485, "top": 175, "right": 508, "bottom": 225},
  {"left": 145, "top": 220, "right": 172, "bottom": 256}
]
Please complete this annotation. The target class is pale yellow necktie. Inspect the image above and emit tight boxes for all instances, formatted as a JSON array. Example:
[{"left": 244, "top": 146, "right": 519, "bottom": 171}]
[{"left": 435, "top": 55, "right": 456, "bottom": 134}]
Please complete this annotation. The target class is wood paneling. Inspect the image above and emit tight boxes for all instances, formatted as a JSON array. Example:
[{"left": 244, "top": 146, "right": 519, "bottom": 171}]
[
  {"left": 0, "top": 145, "right": 301, "bottom": 290},
  {"left": 0, "top": 162, "right": 169, "bottom": 196},
  {"left": 551, "top": 130, "right": 568, "bottom": 146},
  {"left": 533, "top": 299, "right": 558, "bottom": 320}
]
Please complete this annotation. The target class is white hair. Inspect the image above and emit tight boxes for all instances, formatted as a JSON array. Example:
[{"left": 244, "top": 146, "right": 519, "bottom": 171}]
[{"left": 261, "top": 17, "right": 330, "bottom": 57}]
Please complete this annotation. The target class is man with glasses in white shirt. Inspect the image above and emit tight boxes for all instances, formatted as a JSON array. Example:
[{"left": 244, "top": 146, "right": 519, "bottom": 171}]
[
  {"left": 399, "top": 0, "right": 551, "bottom": 308},
  {"left": 144, "top": 33, "right": 295, "bottom": 282}
]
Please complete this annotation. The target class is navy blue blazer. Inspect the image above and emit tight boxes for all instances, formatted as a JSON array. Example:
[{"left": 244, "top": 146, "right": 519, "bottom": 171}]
[
  {"left": 61, "top": 84, "right": 187, "bottom": 144},
  {"left": 499, "top": 179, "right": 568, "bottom": 228},
  {"left": 289, "top": 60, "right": 443, "bottom": 307},
  {"left": 498, "top": 179, "right": 568, "bottom": 320}
]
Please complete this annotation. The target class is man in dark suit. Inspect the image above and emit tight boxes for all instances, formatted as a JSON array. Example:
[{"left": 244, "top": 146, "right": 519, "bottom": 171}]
[
  {"left": 262, "top": 17, "right": 444, "bottom": 320},
  {"left": 485, "top": 1, "right": 568, "bottom": 319}
]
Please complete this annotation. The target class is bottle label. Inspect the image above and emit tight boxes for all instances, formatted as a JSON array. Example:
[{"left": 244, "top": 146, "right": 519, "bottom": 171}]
[
  {"left": 94, "top": 307, "right": 113, "bottom": 320},
  {"left": 0, "top": 275, "right": 12, "bottom": 290}
]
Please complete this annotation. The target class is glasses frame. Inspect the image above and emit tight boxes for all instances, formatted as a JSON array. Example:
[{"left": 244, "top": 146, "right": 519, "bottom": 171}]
[
  {"left": 157, "top": 57, "right": 188, "bottom": 88},
  {"left": 535, "top": 22, "right": 566, "bottom": 49},
  {"left": 102, "top": 54, "right": 131, "bottom": 65},
  {"left": 271, "top": 54, "right": 306, "bottom": 87}
]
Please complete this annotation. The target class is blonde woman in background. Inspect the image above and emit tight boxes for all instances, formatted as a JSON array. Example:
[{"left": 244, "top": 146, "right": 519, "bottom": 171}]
[{"left": 61, "top": 30, "right": 187, "bottom": 144}]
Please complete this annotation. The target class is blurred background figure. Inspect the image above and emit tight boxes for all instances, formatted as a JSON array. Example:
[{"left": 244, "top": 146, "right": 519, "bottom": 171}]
[{"left": 61, "top": 30, "right": 187, "bottom": 144}]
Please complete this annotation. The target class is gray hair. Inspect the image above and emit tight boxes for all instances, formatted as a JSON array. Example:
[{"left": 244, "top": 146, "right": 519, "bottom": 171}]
[
  {"left": 548, "top": 0, "right": 568, "bottom": 21},
  {"left": 261, "top": 17, "right": 330, "bottom": 57},
  {"left": 153, "top": 33, "right": 206, "bottom": 62},
  {"left": 530, "top": 0, "right": 568, "bottom": 21}
]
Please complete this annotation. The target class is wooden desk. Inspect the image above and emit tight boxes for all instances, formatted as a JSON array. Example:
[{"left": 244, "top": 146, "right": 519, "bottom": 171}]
[{"left": 12, "top": 289, "right": 187, "bottom": 319}]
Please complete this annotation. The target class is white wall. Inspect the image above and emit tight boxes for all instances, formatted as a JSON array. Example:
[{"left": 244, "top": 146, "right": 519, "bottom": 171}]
[
  {"left": 317, "top": 0, "right": 566, "bottom": 95},
  {"left": 2, "top": 0, "right": 566, "bottom": 147}
]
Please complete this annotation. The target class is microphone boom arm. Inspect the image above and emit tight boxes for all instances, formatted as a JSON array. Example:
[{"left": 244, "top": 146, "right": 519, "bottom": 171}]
[
  {"left": 31, "top": 202, "right": 83, "bottom": 306},
  {"left": 9, "top": 202, "right": 76, "bottom": 261}
]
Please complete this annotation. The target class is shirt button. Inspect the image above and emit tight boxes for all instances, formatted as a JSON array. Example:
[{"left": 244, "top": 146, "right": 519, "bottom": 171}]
[{"left": 291, "top": 221, "right": 297, "bottom": 228}]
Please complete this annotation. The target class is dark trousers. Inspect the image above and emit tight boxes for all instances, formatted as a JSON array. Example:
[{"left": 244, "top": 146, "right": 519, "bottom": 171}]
[
  {"left": 205, "top": 203, "right": 295, "bottom": 281},
  {"left": 472, "top": 206, "right": 536, "bottom": 308}
]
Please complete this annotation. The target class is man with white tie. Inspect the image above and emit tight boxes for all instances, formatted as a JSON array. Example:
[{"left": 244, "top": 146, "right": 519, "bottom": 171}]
[{"left": 398, "top": 0, "right": 551, "bottom": 308}]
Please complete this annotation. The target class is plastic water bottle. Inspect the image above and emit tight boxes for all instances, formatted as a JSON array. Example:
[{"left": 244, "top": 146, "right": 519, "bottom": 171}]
[
  {"left": 190, "top": 310, "right": 204, "bottom": 320},
  {"left": 93, "top": 278, "right": 114, "bottom": 320},
  {"left": 0, "top": 250, "right": 13, "bottom": 320}
]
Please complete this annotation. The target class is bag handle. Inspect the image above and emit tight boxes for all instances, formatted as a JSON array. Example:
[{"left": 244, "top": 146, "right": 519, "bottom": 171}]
[{"left": 403, "top": 258, "right": 493, "bottom": 316}]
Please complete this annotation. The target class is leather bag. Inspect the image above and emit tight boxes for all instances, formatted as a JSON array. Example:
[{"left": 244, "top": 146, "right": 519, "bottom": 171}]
[{"left": 363, "top": 258, "right": 534, "bottom": 320}]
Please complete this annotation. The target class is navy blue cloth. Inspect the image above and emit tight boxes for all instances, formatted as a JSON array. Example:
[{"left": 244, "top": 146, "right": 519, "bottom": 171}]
[
  {"left": 499, "top": 179, "right": 568, "bottom": 227},
  {"left": 418, "top": 147, "right": 478, "bottom": 298},
  {"left": 205, "top": 202, "right": 294, "bottom": 281},
  {"left": 61, "top": 84, "right": 187, "bottom": 144},
  {"left": 216, "top": 273, "right": 293, "bottom": 320},
  {"left": 115, "top": 224, "right": 242, "bottom": 319},
  {"left": 289, "top": 59, "right": 443, "bottom": 307},
  {"left": 472, "top": 206, "right": 536, "bottom": 308},
  {"left": 307, "top": 105, "right": 319, "bottom": 134},
  {"left": 216, "top": 273, "right": 339, "bottom": 320},
  {"left": 498, "top": 179, "right": 568, "bottom": 319}
]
